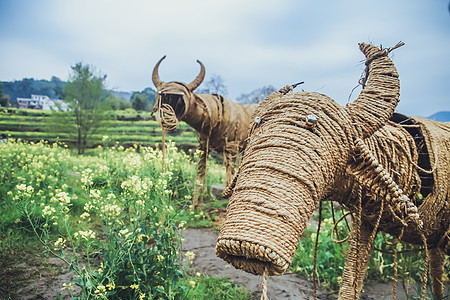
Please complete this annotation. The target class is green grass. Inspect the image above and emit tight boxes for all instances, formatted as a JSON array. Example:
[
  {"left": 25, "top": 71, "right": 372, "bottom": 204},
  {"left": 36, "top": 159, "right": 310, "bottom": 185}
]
[
  {"left": 0, "top": 139, "right": 236, "bottom": 299},
  {"left": 180, "top": 275, "right": 252, "bottom": 299},
  {"left": 0, "top": 108, "right": 197, "bottom": 148},
  {"left": 288, "top": 202, "right": 448, "bottom": 298},
  {"left": 1, "top": 118, "right": 448, "bottom": 298}
]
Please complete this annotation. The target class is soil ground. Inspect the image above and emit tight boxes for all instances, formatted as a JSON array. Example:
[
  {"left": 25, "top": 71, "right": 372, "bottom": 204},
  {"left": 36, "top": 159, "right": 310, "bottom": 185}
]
[
  {"left": 1, "top": 227, "right": 447, "bottom": 299},
  {"left": 182, "top": 228, "right": 446, "bottom": 300},
  {"left": 1, "top": 185, "right": 447, "bottom": 299}
]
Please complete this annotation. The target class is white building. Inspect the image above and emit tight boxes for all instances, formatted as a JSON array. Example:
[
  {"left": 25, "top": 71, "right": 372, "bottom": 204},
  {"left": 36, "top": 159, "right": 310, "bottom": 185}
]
[{"left": 17, "top": 94, "right": 68, "bottom": 111}]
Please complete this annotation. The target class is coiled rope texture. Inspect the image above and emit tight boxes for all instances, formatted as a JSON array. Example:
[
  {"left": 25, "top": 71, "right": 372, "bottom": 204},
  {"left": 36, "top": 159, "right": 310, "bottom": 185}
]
[
  {"left": 217, "top": 43, "right": 448, "bottom": 300},
  {"left": 217, "top": 90, "right": 355, "bottom": 276}
]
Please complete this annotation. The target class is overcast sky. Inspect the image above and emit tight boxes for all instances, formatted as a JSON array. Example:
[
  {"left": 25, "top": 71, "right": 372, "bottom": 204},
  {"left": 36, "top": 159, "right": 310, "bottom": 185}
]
[{"left": 0, "top": 0, "right": 449, "bottom": 117}]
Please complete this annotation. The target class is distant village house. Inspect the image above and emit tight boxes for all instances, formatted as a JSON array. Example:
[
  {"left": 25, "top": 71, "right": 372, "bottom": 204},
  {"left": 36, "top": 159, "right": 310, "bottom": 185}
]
[{"left": 16, "top": 94, "right": 68, "bottom": 111}]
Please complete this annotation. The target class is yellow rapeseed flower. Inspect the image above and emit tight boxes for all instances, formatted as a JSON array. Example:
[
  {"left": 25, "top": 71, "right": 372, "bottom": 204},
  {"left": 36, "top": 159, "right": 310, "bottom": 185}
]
[{"left": 106, "top": 281, "right": 115, "bottom": 290}]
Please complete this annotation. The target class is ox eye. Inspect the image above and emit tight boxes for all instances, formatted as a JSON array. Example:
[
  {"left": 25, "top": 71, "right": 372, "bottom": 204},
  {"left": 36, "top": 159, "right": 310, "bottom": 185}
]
[{"left": 305, "top": 114, "right": 318, "bottom": 126}]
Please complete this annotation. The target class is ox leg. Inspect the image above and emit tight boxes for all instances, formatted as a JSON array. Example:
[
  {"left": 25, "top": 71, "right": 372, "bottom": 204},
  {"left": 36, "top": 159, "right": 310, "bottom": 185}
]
[
  {"left": 192, "top": 144, "right": 209, "bottom": 208},
  {"left": 338, "top": 222, "right": 375, "bottom": 300},
  {"left": 224, "top": 150, "right": 235, "bottom": 187},
  {"left": 429, "top": 247, "right": 445, "bottom": 300}
]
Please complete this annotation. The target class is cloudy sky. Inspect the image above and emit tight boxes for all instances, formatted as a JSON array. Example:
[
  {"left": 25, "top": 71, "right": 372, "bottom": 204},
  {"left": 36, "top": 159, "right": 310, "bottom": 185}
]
[{"left": 0, "top": 0, "right": 449, "bottom": 116}]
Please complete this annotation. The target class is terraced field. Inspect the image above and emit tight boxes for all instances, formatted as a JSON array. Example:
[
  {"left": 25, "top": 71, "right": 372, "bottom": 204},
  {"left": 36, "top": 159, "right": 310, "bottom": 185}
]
[{"left": 0, "top": 107, "right": 198, "bottom": 150}]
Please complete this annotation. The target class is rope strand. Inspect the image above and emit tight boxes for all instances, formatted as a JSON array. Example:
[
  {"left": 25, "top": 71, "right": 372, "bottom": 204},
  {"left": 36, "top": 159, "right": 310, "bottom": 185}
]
[{"left": 261, "top": 265, "right": 269, "bottom": 300}]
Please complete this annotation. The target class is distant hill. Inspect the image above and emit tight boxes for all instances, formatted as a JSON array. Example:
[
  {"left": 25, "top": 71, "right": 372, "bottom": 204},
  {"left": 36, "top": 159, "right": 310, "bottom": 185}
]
[
  {"left": 0, "top": 78, "right": 153, "bottom": 105},
  {"left": 111, "top": 90, "right": 133, "bottom": 101},
  {"left": 426, "top": 111, "right": 450, "bottom": 122},
  {"left": 1, "top": 77, "right": 65, "bottom": 103}
]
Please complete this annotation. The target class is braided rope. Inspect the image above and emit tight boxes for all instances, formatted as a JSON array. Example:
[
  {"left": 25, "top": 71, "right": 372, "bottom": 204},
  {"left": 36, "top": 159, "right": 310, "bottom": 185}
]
[
  {"left": 393, "top": 244, "right": 398, "bottom": 300},
  {"left": 156, "top": 103, "right": 179, "bottom": 131},
  {"left": 330, "top": 201, "right": 350, "bottom": 255},
  {"left": 420, "top": 233, "right": 429, "bottom": 300},
  {"left": 384, "top": 231, "right": 404, "bottom": 300},
  {"left": 331, "top": 211, "right": 352, "bottom": 245},
  {"left": 155, "top": 101, "right": 179, "bottom": 172},
  {"left": 353, "top": 185, "right": 364, "bottom": 299},
  {"left": 348, "top": 136, "right": 423, "bottom": 230},
  {"left": 261, "top": 265, "right": 269, "bottom": 300},
  {"left": 348, "top": 136, "right": 433, "bottom": 300},
  {"left": 313, "top": 201, "right": 323, "bottom": 300}
]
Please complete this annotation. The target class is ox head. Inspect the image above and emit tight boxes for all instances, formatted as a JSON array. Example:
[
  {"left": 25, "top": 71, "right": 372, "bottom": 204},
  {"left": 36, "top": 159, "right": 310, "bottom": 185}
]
[
  {"left": 152, "top": 55, "right": 206, "bottom": 120},
  {"left": 216, "top": 43, "right": 401, "bottom": 276}
]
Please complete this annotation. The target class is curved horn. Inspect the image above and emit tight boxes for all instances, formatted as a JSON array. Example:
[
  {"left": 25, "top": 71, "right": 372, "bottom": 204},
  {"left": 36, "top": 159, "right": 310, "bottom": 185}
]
[
  {"left": 152, "top": 55, "right": 166, "bottom": 88},
  {"left": 345, "top": 42, "right": 402, "bottom": 138},
  {"left": 187, "top": 60, "right": 206, "bottom": 91}
]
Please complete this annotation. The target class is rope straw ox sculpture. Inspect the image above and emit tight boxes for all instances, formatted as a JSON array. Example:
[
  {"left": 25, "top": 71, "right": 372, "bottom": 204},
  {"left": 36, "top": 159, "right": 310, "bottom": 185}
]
[
  {"left": 216, "top": 43, "right": 450, "bottom": 300},
  {"left": 151, "top": 56, "right": 258, "bottom": 207}
]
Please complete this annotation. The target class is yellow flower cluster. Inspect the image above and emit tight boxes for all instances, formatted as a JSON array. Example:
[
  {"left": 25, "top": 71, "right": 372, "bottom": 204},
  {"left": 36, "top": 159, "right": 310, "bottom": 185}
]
[
  {"left": 54, "top": 237, "right": 66, "bottom": 249},
  {"left": 50, "top": 191, "right": 72, "bottom": 213},
  {"left": 74, "top": 230, "right": 96, "bottom": 241},
  {"left": 123, "top": 153, "right": 142, "bottom": 172},
  {"left": 61, "top": 282, "right": 74, "bottom": 291},
  {"left": 81, "top": 168, "right": 94, "bottom": 188},
  {"left": 143, "top": 146, "right": 161, "bottom": 162},
  {"left": 94, "top": 284, "right": 106, "bottom": 297},
  {"left": 15, "top": 183, "right": 34, "bottom": 198},
  {"left": 90, "top": 189, "right": 101, "bottom": 199},
  {"left": 42, "top": 205, "right": 56, "bottom": 216},
  {"left": 178, "top": 221, "right": 186, "bottom": 229},
  {"left": 137, "top": 233, "right": 148, "bottom": 243},
  {"left": 106, "top": 281, "right": 115, "bottom": 290},
  {"left": 121, "top": 176, "right": 153, "bottom": 197},
  {"left": 102, "top": 203, "right": 122, "bottom": 219},
  {"left": 80, "top": 212, "right": 90, "bottom": 220},
  {"left": 184, "top": 251, "right": 195, "bottom": 265},
  {"left": 119, "top": 228, "right": 132, "bottom": 238}
]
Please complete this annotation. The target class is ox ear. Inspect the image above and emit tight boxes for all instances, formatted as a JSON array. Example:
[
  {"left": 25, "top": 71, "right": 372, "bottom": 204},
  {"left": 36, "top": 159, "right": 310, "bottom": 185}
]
[
  {"left": 345, "top": 43, "right": 403, "bottom": 139},
  {"left": 187, "top": 60, "right": 206, "bottom": 91},
  {"left": 152, "top": 55, "right": 166, "bottom": 88}
]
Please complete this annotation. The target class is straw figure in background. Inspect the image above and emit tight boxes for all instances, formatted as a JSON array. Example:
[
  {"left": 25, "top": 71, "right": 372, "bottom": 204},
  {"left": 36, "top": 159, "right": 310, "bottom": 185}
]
[
  {"left": 151, "top": 56, "right": 258, "bottom": 207},
  {"left": 216, "top": 42, "right": 449, "bottom": 300}
]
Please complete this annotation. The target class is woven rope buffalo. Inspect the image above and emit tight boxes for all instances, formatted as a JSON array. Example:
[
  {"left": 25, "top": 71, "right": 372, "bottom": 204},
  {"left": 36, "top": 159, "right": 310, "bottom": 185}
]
[
  {"left": 151, "top": 56, "right": 257, "bottom": 206},
  {"left": 216, "top": 43, "right": 449, "bottom": 300}
]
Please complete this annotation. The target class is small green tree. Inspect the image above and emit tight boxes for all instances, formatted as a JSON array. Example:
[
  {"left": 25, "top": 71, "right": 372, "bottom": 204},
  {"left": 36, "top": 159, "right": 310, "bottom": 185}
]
[
  {"left": 130, "top": 88, "right": 156, "bottom": 112},
  {"left": 0, "top": 83, "right": 10, "bottom": 107},
  {"left": 131, "top": 94, "right": 145, "bottom": 111},
  {"left": 52, "top": 63, "right": 108, "bottom": 154},
  {"left": 102, "top": 93, "right": 125, "bottom": 110}
]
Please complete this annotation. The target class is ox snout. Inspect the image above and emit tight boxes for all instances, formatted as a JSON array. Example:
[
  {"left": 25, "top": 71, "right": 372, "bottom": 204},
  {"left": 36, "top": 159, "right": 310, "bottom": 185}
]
[
  {"left": 158, "top": 92, "right": 186, "bottom": 118},
  {"left": 216, "top": 233, "right": 291, "bottom": 276},
  {"left": 216, "top": 186, "right": 305, "bottom": 276}
]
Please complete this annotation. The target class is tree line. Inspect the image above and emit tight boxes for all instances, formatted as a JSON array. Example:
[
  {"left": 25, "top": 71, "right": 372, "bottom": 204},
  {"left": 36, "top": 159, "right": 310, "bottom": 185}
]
[
  {"left": 1, "top": 73, "right": 275, "bottom": 110},
  {"left": 1, "top": 62, "right": 276, "bottom": 155},
  {"left": 0, "top": 77, "right": 157, "bottom": 112}
]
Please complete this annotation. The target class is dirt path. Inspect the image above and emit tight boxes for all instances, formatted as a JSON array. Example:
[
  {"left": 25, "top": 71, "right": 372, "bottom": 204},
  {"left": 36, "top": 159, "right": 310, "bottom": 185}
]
[
  {"left": 5, "top": 227, "right": 446, "bottom": 299},
  {"left": 182, "top": 228, "right": 335, "bottom": 299},
  {"left": 182, "top": 228, "right": 444, "bottom": 300}
]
